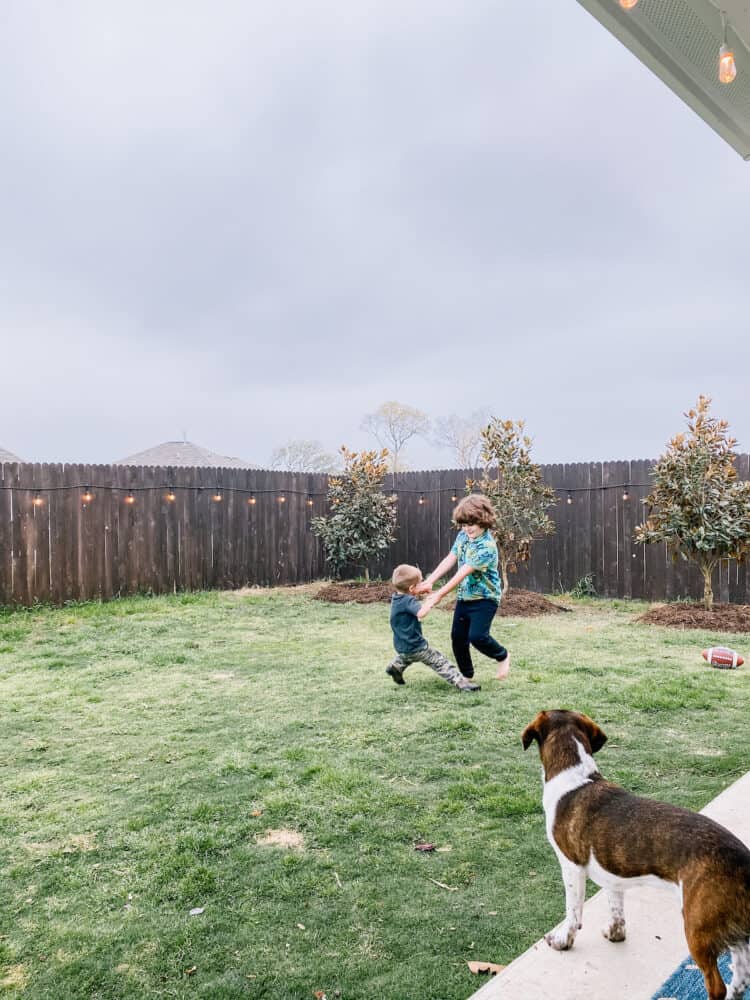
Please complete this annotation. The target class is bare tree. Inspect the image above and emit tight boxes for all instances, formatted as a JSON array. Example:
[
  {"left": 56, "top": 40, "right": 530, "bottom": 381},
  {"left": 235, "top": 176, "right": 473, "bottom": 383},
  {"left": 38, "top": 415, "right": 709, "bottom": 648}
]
[
  {"left": 269, "top": 439, "right": 340, "bottom": 473},
  {"left": 432, "top": 409, "right": 490, "bottom": 470},
  {"left": 361, "top": 401, "right": 430, "bottom": 473}
]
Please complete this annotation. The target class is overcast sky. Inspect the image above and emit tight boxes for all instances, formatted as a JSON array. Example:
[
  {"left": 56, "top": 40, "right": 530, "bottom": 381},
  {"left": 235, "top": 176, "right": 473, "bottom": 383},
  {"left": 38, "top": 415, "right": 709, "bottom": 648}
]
[{"left": 1, "top": 0, "right": 748, "bottom": 471}]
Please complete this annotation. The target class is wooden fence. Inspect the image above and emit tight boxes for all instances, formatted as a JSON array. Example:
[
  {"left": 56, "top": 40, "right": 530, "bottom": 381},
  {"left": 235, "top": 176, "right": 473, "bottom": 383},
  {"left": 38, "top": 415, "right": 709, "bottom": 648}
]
[{"left": 1, "top": 458, "right": 749, "bottom": 606}]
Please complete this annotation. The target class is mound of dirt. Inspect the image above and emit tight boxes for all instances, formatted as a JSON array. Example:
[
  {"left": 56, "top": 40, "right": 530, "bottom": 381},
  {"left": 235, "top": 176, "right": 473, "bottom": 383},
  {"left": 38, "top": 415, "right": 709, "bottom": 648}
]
[
  {"left": 314, "top": 582, "right": 393, "bottom": 604},
  {"left": 638, "top": 602, "right": 750, "bottom": 633},
  {"left": 500, "top": 590, "right": 571, "bottom": 617},
  {"left": 314, "top": 582, "right": 569, "bottom": 617}
]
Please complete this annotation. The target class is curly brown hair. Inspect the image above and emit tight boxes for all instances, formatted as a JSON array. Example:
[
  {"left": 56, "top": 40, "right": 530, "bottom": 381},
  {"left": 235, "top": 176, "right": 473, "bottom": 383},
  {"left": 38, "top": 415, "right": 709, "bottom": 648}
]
[{"left": 452, "top": 494, "right": 497, "bottom": 530}]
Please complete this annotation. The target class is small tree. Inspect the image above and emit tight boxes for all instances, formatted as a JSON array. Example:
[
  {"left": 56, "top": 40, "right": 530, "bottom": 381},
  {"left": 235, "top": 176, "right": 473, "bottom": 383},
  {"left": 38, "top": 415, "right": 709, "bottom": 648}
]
[
  {"left": 361, "top": 401, "right": 430, "bottom": 473},
  {"left": 432, "top": 409, "right": 490, "bottom": 469},
  {"left": 469, "top": 418, "right": 556, "bottom": 593},
  {"left": 634, "top": 396, "right": 750, "bottom": 610},
  {"left": 311, "top": 447, "right": 397, "bottom": 580},
  {"left": 270, "top": 439, "right": 340, "bottom": 473}
]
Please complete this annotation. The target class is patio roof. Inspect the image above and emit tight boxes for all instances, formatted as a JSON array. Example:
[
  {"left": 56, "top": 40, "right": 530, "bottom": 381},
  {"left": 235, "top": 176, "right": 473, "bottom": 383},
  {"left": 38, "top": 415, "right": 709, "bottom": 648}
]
[{"left": 577, "top": 0, "right": 750, "bottom": 158}]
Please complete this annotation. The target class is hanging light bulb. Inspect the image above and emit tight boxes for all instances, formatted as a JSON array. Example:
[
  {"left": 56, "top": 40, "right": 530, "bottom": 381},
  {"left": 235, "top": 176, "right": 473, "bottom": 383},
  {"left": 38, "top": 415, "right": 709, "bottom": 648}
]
[
  {"left": 248, "top": 494, "right": 257, "bottom": 505},
  {"left": 618, "top": 0, "right": 639, "bottom": 8},
  {"left": 719, "top": 11, "right": 737, "bottom": 83},
  {"left": 82, "top": 486, "right": 93, "bottom": 503},
  {"left": 306, "top": 495, "right": 314, "bottom": 507},
  {"left": 719, "top": 44, "right": 737, "bottom": 83},
  {"left": 166, "top": 486, "right": 176, "bottom": 502},
  {"left": 450, "top": 492, "right": 458, "bottom": 503},
  {"left": 390, "top": 492, "right": 398, "bottom": 503},
  {"left": 622, "top": 486, "right": 630, "bottom": 501},
  {"left": 278, "top": 494, "right": 286, "bottom": 504},
  {"left": 124, "top": 491, "right": 136, "bottom": 505},
  {"left": 33, "top": 491, "right": 44, "bottom": 507},
  {"left": 212, "top": 489, "right": 223, "bottom": 502},
  {"left": 567, "top": 492, "right": 573, "bottom": 505},
  {"left": 418, "top": 494, "right": 425, "bottom": 505}
]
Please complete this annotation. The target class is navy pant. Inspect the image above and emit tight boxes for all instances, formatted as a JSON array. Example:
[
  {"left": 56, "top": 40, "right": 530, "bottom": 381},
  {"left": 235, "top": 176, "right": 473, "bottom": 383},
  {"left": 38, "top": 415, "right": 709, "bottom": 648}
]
[{"left": 451, "top": 599, "right": 507, "bottom": 678}]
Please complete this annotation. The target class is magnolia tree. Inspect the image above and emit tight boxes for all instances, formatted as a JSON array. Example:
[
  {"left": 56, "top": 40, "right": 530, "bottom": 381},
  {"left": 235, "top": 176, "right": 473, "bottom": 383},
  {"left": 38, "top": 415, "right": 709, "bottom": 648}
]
[
  {"left": 311, "top": 447, "right": 397, "bottom": 580},
  {"left": 469, "top": 418, "right": 556, "bottom": 592},
  {"left": 634, "top": 396, "right": 750, "bottom": 610}
]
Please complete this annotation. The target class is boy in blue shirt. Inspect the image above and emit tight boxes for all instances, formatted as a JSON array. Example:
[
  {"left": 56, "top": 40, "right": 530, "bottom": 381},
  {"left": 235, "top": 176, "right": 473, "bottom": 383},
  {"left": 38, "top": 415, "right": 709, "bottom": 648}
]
[
  {"left": 387, "top": 563, "right": 481, "bottom": 692},
  {"left": 417, "top": 494, "right": 510, "bottom": 681}
]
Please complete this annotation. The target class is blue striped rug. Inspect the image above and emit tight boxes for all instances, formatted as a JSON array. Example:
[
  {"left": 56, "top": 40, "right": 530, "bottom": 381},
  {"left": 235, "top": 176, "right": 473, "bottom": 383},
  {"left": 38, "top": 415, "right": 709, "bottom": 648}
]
[{"left": 651, "top": 952, "right": 744, "bottom": 999}]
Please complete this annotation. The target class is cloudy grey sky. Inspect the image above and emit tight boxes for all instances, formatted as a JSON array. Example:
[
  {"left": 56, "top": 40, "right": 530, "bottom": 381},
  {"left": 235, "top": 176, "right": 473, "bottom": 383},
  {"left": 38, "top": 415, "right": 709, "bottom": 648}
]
[{"left": 2, "top": 0, "right": 748, "bottom": 470}]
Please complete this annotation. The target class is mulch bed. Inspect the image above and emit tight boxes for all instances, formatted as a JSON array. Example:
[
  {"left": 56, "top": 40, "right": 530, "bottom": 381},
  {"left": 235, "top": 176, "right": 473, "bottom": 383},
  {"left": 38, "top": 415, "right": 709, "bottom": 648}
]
[
  {"left": 637, "top": 602, "right": 750, "bottom": 632},
  {"left": 314, "top": 582, "right": 570, "bottom": 617}
]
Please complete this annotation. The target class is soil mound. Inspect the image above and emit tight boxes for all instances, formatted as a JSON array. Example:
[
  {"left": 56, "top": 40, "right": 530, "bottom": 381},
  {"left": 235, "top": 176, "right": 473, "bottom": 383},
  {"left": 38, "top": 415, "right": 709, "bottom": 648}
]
[
  {"left": 638, "top": 602, "right": 750, "bottom": 633},
  {"left": 315, "top": 581, "right": 393, "bottom": 604},
  {"left": 314, "top": 583, "right": 569, "bottom": 617},
  {"left": 500, "top": 590, "right": 571, "bottom": 617}
]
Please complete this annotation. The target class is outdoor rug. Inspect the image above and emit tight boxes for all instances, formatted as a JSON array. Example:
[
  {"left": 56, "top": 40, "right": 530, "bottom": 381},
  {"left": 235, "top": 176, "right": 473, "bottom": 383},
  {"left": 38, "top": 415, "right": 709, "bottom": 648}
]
[{"left": 652, "top": 952, "right": 747, "bottom": 999}]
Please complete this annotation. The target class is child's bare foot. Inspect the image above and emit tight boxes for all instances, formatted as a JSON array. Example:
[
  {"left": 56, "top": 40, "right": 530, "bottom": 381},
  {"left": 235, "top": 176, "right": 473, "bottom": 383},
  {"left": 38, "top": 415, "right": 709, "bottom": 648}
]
[{"left": 495, "top": 655, "right": 510, "bottom": 681}]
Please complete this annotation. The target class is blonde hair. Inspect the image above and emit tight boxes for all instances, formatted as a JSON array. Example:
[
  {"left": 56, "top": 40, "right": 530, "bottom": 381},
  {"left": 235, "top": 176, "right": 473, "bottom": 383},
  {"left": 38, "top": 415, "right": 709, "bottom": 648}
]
[
  {"left": 452, "top": 493, "right": 497, "bottom": 530},
  {"left": 391, "top": 563, "right": 422, "bottom": 592}
]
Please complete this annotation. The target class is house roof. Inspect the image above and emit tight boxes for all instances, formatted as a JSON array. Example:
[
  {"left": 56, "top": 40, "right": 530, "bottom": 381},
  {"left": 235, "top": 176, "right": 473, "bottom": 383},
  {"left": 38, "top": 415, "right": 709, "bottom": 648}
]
[
  {"left": 114, "top": 440, "right": 258, "bottom": 470},
  {"left": 577, "top": 0, "right": 750, "bottom": 159},
  {"left": 0, "top": 446, "right": 24, "bottom": 463}
]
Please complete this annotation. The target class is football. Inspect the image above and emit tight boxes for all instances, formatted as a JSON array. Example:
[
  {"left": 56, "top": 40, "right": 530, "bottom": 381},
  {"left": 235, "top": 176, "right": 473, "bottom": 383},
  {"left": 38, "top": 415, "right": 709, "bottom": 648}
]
[{"left": 702, "top": 647, "right": 744, "bottom": 669}]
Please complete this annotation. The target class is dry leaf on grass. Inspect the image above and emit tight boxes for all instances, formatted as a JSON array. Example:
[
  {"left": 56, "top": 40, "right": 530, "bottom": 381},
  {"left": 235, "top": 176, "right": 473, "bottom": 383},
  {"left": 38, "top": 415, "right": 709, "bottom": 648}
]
[
  {"left": 414, "top": 842, "right": 436, "bottom": 852},
  {"left": 184, "top": 966, "right": 197, "bottom": 976},
  {"left": 467, "top": 960, "right": 505, "bottom": 976}
]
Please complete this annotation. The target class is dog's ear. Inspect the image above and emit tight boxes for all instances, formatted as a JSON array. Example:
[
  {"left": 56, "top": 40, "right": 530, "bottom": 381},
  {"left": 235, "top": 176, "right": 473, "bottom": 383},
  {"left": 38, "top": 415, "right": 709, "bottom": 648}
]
[
  {"left": 521, "top": 712, "right": 547, "bottom": 750},
  {"left": 578, "top": 714, "right": 607, "bottom": 753}
]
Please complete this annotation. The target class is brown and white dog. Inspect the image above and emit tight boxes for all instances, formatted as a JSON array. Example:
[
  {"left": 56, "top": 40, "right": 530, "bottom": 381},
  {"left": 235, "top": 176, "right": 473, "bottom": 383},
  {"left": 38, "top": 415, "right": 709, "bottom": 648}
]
[{"left": 521, "top": 709, "right": 750, "bottom": 1000}]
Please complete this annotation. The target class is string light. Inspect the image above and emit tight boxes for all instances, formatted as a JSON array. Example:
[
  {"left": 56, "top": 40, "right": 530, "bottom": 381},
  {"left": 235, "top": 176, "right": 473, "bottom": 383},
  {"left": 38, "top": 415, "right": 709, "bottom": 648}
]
[
  {"left": 618, "top": 0, "right": 639, "bottom": 9},
  {"left": 5, "top": 480, "right": 651, "bottom": 509},
  {"left": 719, "top": 11, "right": 737, "bottom": 84}
]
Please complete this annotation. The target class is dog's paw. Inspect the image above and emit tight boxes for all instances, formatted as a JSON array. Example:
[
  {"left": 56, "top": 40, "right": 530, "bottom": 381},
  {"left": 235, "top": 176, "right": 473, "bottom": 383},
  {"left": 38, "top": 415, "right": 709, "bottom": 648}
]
[
  {"left": 545, "top": 927, "right": 576, "bottom": 951},
  {"left": 602, "top": 919, "right": 626, "bottom": 943}
]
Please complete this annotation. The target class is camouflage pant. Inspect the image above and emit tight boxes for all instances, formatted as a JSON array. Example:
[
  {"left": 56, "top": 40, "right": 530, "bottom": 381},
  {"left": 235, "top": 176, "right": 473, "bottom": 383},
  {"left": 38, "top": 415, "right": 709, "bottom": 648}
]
[{"left": 387, "top": 644, "right": 467, "bottom": 687}]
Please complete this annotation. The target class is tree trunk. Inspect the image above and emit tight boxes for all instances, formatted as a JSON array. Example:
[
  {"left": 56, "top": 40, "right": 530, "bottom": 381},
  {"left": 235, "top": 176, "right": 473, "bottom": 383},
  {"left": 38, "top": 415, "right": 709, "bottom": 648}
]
[
  {"left": 700, "top": 560, "right": 715, "bottom": 610},
  {"left": 364, "top": 566, "right": 370, "bottom": 583},
  {"left": 500, "top": 557, "right": 510, "bottom": 594}
]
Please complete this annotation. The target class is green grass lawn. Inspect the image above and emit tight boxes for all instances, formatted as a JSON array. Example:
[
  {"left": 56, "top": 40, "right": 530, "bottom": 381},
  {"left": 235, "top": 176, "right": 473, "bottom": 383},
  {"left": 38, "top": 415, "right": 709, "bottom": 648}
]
[{"left": 1, "top": 587, "right": 749, "bottom": 999}]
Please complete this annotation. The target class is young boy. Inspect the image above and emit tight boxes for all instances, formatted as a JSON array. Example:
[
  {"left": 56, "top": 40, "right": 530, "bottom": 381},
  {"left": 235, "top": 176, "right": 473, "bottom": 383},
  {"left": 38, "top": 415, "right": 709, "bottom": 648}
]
[
  {"left": 417, "top": 494, "right": 510, "bottom": 681},
  {"left": 387, "top": 563, "right": 481, "bottom": 692}
]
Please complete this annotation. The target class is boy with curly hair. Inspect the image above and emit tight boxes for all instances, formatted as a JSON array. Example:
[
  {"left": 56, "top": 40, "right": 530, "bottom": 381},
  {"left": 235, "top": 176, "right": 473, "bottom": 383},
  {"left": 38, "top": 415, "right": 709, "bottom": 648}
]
[{"left": 417, "top": 494, "right": 510, "bottom": 681}]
